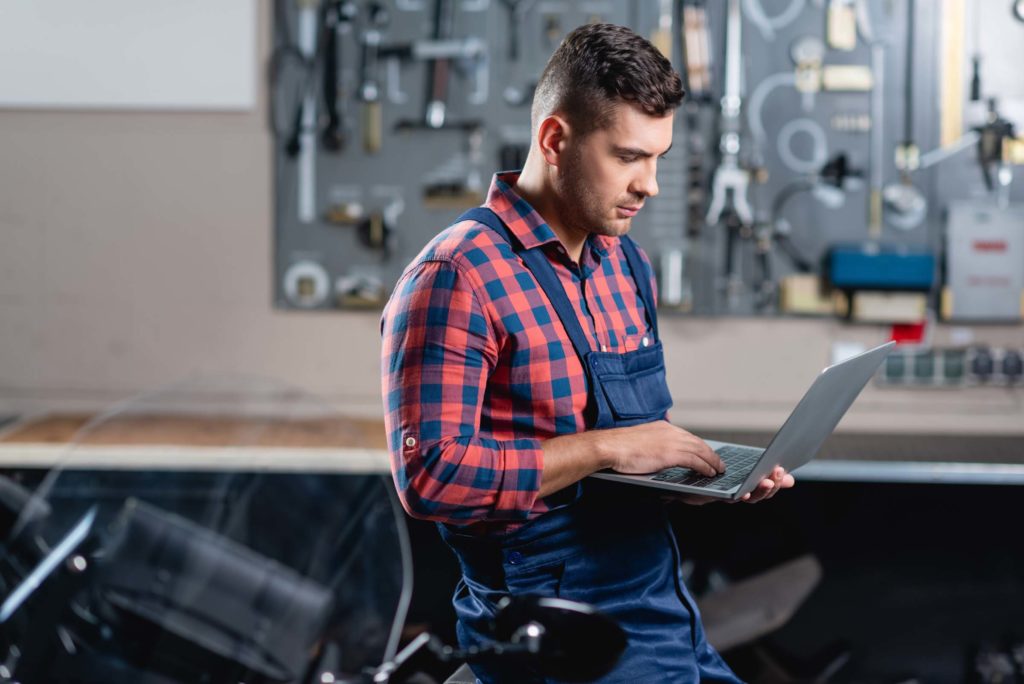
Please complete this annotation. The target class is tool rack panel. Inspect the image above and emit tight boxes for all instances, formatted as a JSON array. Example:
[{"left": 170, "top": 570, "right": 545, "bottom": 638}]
[{"left": 270, "top": 0, "right": 1024, "bottom": 316}]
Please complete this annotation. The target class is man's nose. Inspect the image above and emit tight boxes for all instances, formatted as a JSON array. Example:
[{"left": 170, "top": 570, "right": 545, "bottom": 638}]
[{"left": 632, "top": 163, "right": 659, "bottom": 199}]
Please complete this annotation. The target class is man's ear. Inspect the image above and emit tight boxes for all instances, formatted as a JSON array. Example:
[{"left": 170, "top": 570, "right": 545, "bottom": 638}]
[{"left": 536, "top": 114, "right": 570, "bottom": 168}]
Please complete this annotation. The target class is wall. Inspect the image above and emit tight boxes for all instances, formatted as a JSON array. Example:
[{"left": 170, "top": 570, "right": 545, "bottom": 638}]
[
  {"left": 1, "top": 1, "right": 1022, "bottom": 436},
  {"left": 0, "top": 1, "right": 378, "bottom": 417}
]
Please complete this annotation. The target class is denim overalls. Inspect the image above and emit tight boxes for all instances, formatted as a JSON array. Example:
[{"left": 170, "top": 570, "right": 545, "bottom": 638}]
[{"left": 440, "top": 208, "right": 742, "bottom": 683}]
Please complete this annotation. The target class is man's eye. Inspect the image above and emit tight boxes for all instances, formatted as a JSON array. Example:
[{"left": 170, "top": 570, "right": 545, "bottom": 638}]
[{"left": 619, "top": 156, "right": 638, "bottom": 163}]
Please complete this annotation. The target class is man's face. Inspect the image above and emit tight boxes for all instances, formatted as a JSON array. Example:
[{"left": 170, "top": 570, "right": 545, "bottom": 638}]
[{"left": 556, "top": 104, "right": 674, "bottom": 238}]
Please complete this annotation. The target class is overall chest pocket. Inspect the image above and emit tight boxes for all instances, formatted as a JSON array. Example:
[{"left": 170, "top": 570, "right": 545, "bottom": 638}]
[{"left": 586, "top": 342, "right": 673, "bottom": 421}]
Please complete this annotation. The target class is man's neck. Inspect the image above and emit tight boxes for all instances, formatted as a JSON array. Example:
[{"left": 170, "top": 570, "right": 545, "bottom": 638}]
[{"left": 513, "top": 159, "right": 588, "bottom": 263}]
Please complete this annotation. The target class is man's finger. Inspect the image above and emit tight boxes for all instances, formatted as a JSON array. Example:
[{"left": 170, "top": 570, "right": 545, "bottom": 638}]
[
  {"left": 683, "top": 446, "right": 721, "bottom": 476},
  {"left": 768, "top": 473, "right": 792, "bottom": 495},
  {"left": 678, "top": 431, "right": 726, "bottom": 473},
  {"left": 743, "top": 479, "right": 774, "bottom": 503},
  {"left": 709, "top": 449, "right": 726, "bottom": 473},
  {"left": 739, "top": 471, "right": 797, "bottom": 504},
  {"left": 684, "top": 452, "right": 717, "bottom": 476},
  {"left": 690, "top": 440, "right": 725, "bottom": 473}
]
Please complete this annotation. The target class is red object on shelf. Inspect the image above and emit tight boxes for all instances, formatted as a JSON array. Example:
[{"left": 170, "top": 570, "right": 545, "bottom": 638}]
[{"left": 890, "top": 322, "right": 927, "bottom": 345}]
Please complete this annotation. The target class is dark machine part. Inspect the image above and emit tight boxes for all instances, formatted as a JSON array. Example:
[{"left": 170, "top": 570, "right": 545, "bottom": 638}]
[
  {"left": 685, "top": 121, "right": 708, "bottom": 238},
  {"left": 321, "top": 2, "right": 358, "bottom": 152},
  {"left": 424, "top": 0, "right": 457, "bottom": 129},
  {"left": 94, "top": 500, "right": 334, "bottom": 684},
  {"left": 963, "top": 3, "right": 1017, "bottom": 193},
  {"left": 767, "top": 154, "right": 864, "bottom": 277},
  {"left": 371, "top": 595, "right": 626, "bottom": 684},
  {"left": 270, "top": 0, "right": 327, "bottom": 160},
  {"left": 769, "top": 182, "right": 816, "bottom": 275},
  {"left": 358, "top": 210, "right": 392, "bottom": 254},
  {"left": 970, "top": 641, "right": 1023, "bottom": 684},
  {"left": 721, "top": 211, "right": 745, "bottom": 295},
  {"left": 0, "top": 476, "right": 50, "bottom": 541},
  {"left": 359, "top": 31, "right": 383, "bottom": 154},
  {"left": 970, "top": 1, "right": 983, "bottom": 102},
  {"left": 752, "top": 221, "right": 775, "bottom": 310},
  {"left": 0, "top": 459, "right": 425, "bottom": 684},
  {"left": 321, "top": 4, "right": 341, "bottom": 152},
  {"left": 970, "top": 55, "right": 982, "bottom": 103},
  {"left": 390, "top": 0, "right": 483, "bottom": 133},
  {"left": 359, "top": 5, "right": 388, "bottom": 154},
  {"left": 499, "top": 0, "right": 523, "bottom": 62},
  {"left": 277, "top": 1, "right": 362, "bottom": 159},
  {"left": 0, "top": 509, "right": 98, "bottom": 680},
  {"left": 679, "top": 1, "right": 714, "bottom": 239},
  {"left": 0, "top": 499, "right": 340, "bottom": 683},
  {"left": 896, "top": 0, "right": 918, "bottom": 173},
  {"left": 975, "top": 99, "right": 1017, "bottom": 191},
  {"left": 1002, "top": 350, "right": 1023, "bottom": 382},
  {"left": 0, "top": 475, "right": 51, "bottom": 619},
  {"left": 971, "top": 347, "right": 995, "bottom": 381},
  {"left": 497, "top": 0, "right": 538, "bottom": 105},
  {"left": 283, "top": 81, "right": 306, "bottom": 159},
  {"left": 684, "top": 105, "right": 714, "bottom": 239},
  {"left": 368, "top": 0, "right": 390, "bottom": 27},
  {"left": 903, "top": 0, "right": 914, "bottom": 148},
  {"left": 819, "top": 153, "right": 861, "bottom": 188}
]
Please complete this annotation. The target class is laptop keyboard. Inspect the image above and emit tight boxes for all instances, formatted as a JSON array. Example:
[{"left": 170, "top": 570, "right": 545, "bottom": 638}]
[{"left": 650, "top": 444, "right": 765, "bottom": 491}]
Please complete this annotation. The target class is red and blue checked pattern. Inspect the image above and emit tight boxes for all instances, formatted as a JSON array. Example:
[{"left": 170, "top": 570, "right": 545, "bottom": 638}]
[{"left": 381, "top": 172, "right": 657, "bottom": 533}]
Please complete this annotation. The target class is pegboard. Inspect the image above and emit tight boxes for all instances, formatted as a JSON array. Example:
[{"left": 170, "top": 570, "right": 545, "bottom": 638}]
[{"left": 270, "top": 0, "right": 1024, "bottom": 314}]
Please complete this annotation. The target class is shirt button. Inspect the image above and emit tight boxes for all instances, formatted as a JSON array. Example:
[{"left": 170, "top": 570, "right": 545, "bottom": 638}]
[
  {"left": 404, "top": 436, "right": 417, "bottom": 448},
  {"left": 600, "top": 344, "right": 608, "bottom": 352},
  {"left": 507, "top": 551, "right": 523, "bottom": 565},
  {"left": 642, "top": 336, "right": 650, "bottom": 347}
]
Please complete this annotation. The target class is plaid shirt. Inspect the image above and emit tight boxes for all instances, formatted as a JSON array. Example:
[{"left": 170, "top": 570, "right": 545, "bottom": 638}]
[{"left": 381, "top": 172, "right": 657, "bottom": 534}]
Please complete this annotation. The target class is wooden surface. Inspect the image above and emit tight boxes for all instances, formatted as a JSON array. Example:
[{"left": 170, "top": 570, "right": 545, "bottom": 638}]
[
  {"left": 1, "top": 414, "right": 1022, "bottom": 481},
  {"left": 0, "top": 413, "right": 388, "bottom": 450},
  {"left": 2, "top": 415, "right": 1022, "bottom": 462},
  {"left": 0, "top": 413, "right": 391, "bottom": 472}
]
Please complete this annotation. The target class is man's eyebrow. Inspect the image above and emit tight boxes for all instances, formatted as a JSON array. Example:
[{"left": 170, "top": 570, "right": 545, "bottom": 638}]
[{"left": 612, "top": 143, "right": 674, "bottom": 157}]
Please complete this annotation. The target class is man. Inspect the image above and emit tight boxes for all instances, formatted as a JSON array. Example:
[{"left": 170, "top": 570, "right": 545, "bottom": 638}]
[{"left": 381, "top": 22, "right": 795, "bottom": 683}]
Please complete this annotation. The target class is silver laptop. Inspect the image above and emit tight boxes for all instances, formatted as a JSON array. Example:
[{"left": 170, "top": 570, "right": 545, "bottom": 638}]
[{"left": 590, "top": 341, "right": 895, "bottom": 500}]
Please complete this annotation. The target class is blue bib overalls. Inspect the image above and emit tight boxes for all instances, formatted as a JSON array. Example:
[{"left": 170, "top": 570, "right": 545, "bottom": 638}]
[{"left": 440, "top": 208, "right": 742, "bottom": 683}]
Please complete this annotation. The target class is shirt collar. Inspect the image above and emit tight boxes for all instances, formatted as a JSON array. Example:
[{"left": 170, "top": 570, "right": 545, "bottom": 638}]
[{"left": 484, "top": 172, "right": 618, "bottom": 259}]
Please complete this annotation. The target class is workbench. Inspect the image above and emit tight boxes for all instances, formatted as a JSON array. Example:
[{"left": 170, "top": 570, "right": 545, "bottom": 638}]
[{"left": 1, "top": 414, "right": 1021, "bottom": 484}]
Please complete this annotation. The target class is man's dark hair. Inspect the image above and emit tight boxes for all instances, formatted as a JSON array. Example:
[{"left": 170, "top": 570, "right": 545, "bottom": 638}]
[{"left": 532, "top": 22, "right": 685, "bottom": 136}]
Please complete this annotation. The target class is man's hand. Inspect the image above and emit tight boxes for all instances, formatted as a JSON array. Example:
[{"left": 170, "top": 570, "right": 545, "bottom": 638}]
[
  {"left": 664, "top": 466, "right": 796, "bottom": 507},
  {"left": 539, "top": 420, "right": 792, "bottom": 501},
  {"left": 539, "top": 420, "right": 724, "bottom": 498},
  {"left": 602, "top": 420, "right": 726, "bottom": 476}
]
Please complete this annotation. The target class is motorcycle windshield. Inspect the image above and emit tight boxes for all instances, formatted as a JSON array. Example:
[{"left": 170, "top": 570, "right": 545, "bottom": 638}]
[{"left": 0, "top": 375, "right": 410, "bottom": 683}]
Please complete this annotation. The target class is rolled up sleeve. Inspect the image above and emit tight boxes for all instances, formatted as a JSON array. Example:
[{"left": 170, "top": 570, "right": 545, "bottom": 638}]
[{"left": 381, "top": 259, "right": 542, "bottom": 525}]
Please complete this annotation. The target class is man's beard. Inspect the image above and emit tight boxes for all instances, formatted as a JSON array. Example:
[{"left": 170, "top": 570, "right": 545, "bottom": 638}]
[
  {"left": 556, "top": 147, "right": 612, "bottom": 237},
  {"left": 557, "top": 149, "right": 639, "bottom": 238}
]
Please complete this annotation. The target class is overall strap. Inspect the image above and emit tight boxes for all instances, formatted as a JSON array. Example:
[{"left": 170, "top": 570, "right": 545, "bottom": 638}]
[
  {"left": 456, "top": 208, "right": 596, "bottom": 363},
  {"left": 617, "top": 235, "right": 660, "bottom": 341}
]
